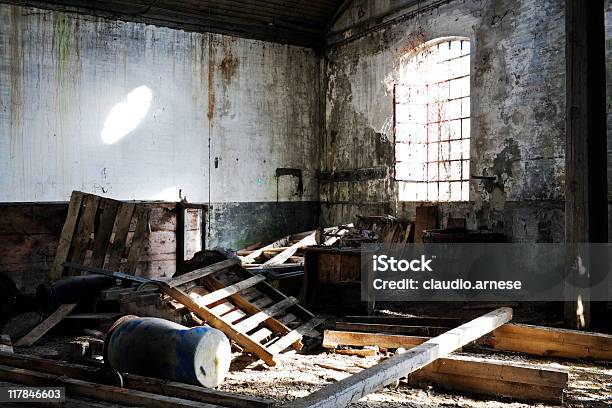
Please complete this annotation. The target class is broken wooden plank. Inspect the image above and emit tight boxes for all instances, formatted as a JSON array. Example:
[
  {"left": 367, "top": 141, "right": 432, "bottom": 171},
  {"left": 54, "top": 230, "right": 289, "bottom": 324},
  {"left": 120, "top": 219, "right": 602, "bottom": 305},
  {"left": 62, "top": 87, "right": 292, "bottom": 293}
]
[
  {"left": 268, "top": 318, "right": 325, "bottom": 355},
  {"left": 234, "top": 297, "right": 299, "bottom": 333},
  {"left": 480, "top": 323, "right": 612, "bottom": 360},
  {"left": 0, "top": 351, "right": 273, "bottom": 408},
  {"left": 69, "top": 194, "right": 101, "bottom": 269},
  {"left": 125, "top": 206, "right": 150, "bottom": 274},
  {"left": 240, "top": 235, "right": 293, "bottom": 264},
  {"left": 107, "top": 203, "right": 135, "bottom": 270},
  {"left": 0, "top": 364, "right": 220, "bottom": 408},
  {"left": 15, "top": 304, "right": 77, "bottom": 347},
  {"left": 262, "top": 232, "right": 316, "bottom": 266},
  {"left": 168, "top": 258, "right": 241, "bottom": 288},
  {"left": 196, "top": 275, "right": 267, "bottom": 306},
  {"left": 90, "top": 198, "right": 120, "bottom": 267},
  {"left": 408, "top": 354, "right": 568, "bottom": 403},
  {"left": 323, "top": 330, "right": 428, "bottom": 350},
  {"left": 289, "top": 307, "right": 513, "bottom": 407},
  {"left": 49, "top": 191, "right": 84, "bottom": 280}
]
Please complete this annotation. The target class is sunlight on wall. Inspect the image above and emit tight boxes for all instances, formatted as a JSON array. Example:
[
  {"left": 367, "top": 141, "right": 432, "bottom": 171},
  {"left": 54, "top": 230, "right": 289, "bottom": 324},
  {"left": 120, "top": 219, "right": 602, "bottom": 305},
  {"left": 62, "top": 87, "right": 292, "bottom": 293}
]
[
  {"left": 101, "top": 86, "right": 153, "bottom": 144},
  {"left": 152, "top": 186, "right": 179, "bottom": 201}
]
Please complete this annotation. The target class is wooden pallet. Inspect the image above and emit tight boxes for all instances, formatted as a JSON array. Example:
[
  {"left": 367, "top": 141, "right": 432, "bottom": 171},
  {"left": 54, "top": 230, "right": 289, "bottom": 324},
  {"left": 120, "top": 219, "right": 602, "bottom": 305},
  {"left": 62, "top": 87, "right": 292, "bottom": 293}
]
[
  {"left": 68, "top": 259, "right": 323, "bottom": 367},
  {"left": 50, "top": 191, "right": 151, "bottom": 281}
]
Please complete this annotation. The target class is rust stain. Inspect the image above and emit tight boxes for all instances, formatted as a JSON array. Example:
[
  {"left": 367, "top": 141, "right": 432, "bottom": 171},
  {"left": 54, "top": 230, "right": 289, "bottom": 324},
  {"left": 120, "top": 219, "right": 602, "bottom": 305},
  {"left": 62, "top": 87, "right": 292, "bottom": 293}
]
[
  {"left": 207, "top": 40, "right": 215, "bottom": 121},
  {"left": 220, "top": 49, "right": 238, "bottom": 83}
]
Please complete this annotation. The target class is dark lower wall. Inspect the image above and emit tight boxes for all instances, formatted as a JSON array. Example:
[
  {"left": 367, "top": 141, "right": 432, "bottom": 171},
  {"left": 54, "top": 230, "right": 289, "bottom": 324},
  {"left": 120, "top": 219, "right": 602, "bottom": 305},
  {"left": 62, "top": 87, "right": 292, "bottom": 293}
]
[
  {"left": 0, "top": 202, "right": 179, "bottom": 294},
  {"left": 207, "top": 201, "right": 320, "bottom": 250}
]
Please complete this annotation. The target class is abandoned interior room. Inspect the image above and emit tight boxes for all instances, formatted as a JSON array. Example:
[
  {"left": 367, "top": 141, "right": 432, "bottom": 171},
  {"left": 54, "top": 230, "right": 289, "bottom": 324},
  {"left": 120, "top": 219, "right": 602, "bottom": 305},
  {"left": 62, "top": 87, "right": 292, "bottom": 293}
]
[{"left": 0, "top": 0, "right": 611, "bottom": 406}]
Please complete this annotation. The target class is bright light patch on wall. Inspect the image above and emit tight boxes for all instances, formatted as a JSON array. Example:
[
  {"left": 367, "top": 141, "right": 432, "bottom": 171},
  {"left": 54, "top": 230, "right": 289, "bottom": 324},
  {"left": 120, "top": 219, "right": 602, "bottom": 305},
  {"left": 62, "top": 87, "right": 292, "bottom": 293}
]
[
  {"left": 101, "top": 86, "right": 152, "bottom": 144},
  {"left": 152, "top": 186, "right": 179, "bottom": 201}
]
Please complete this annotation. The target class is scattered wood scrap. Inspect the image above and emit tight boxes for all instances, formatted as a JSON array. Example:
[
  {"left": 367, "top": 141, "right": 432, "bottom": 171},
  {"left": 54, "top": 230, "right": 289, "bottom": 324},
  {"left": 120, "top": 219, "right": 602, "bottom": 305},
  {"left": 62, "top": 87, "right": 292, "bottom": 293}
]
[
  {"left": 480, "top": 323, "right": 612, "bottom": 360},
  {"left": 288, "top": 307, "right": 513, "bottom": 407},
  {"left": 15, "top": 303, "right": 77, "bottom": 347},
  {"left": 0, "top": 351, "right": 272, "bottom": 408}
]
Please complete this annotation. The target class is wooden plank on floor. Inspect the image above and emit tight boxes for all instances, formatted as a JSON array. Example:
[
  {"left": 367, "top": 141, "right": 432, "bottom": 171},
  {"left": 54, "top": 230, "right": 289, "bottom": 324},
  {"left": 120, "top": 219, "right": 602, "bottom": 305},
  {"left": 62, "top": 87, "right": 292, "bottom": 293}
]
[
  {"left": 0, "top": 351, "right": 273, "bottom": 408},
  {"left": 49, "top": 191, "right": 85, "bottom": 280},
  {"left": 167, "top": 259, "right": 241, "bottom": 288},
  {"left": 481, "top": 323, "right": 612, "bottom": 360},
  {"left": 0, "top": 364, "right": 220, "bottom": 408},
  {"left": 323, "top": 330, "right": 428, "bottom": 349},
  {"left": 197, "top": 275, "right": 266, "bottom": 306},
  {"left": 235, "top": 297, "right": 299, "bottom": 333},
  {"left": 408, "top": 354, "right": 568, "bottom": 403},
  {"left": 288, "top": 308, "right": 513, "bottom": 407},
  {"left": 90, "top": 198, "right": 119, "bottom": 267},
  {"left": 107, "top": 203, "right": 135, "bottom": 270},
  {"left": 125, "top": 206, "right": 150, "bottom": 274},
  {"left": 15, "top": 304, "right": 77, "bottom": 347}
]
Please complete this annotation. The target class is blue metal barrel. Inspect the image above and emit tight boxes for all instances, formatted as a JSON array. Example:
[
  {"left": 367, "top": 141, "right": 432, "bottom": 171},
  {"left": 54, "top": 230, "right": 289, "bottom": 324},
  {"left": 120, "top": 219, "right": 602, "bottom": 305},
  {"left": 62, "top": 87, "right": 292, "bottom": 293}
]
[{"left": 104, "top": 316, "right": 231, "bottom": 387}]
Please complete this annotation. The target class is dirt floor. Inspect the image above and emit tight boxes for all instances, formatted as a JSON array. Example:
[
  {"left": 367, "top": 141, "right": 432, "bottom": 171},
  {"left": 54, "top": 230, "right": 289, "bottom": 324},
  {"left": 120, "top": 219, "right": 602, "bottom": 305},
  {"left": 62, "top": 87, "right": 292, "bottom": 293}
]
[
  {"left": 8, "top": 302, "right": 612, "bottom": 407},
  {"left": 220, "top": 347, "right": 612, "bottom": 407}
]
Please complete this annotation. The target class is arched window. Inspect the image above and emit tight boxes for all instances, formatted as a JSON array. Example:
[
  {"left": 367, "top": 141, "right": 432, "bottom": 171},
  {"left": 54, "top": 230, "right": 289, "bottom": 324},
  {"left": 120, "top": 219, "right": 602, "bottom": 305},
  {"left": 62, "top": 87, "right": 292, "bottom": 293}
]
[{"left": 395, "top": 37, "right": 470, "bottom": 202}]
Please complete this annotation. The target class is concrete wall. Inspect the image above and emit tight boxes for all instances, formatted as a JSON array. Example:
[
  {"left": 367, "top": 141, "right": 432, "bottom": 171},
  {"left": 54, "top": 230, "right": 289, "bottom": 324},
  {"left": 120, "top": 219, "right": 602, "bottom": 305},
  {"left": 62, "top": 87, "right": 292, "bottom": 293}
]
[
  {"left": 0, "top": 3, "right": 320, "bottom": 249},
  {"left": 321, "top": 0, "right": 567, "bottom": 242}
]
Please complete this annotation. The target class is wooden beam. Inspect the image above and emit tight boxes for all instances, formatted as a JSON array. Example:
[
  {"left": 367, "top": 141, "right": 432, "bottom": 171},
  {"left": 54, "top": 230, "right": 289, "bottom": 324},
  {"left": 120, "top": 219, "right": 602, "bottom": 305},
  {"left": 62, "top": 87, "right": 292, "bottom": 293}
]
[
  {"left": 49, "top": 191, "right": 84, "bottom": 280},
  {"left": 323, "top": 330, "right": 428, "bottom": 349},
  {"left": 15, "top": 304, "right": 77, "bottom": 347},
  {"left": 196, "top": 275, "right": 266, "bottom": 306},
  {"left": 167, "top": 258, "right": 241, "bottom": 288},
  {"left": 241, "top": 235, "right": 292, "bottom": 264},
  {"left": 564, "top": 0, "right": 607, "bottom": 329},
  {"left": 0, "top": 351, "right": 273, "bottom": 408},
  {"left": 480, "top": 323, "right": 612, "bottom": 360},
  {"left": 234, "top": 297, "right": 299, "bottom": 333},
  {"left": 267, "top": 318, "right": 325, "bottom": 355},
  {"left": 262, "top": 232, "right": 316, "bottom": 267},
  {"left": 0, "top": 364, "right": 220, "bottom": 408},
  {"left": 408, "top": 354, "right": 568, "bottom": 403},
  {"left": 288, "top": 307, "right": 512, "bottom": 407}
]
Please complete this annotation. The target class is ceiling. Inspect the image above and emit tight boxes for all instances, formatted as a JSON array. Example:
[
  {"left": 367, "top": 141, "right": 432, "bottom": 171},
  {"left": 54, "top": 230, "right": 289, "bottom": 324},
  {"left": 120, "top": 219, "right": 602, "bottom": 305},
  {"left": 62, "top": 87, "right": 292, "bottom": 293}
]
[{"left": 7, "top": 0, "right": 351, "bottom": 48}]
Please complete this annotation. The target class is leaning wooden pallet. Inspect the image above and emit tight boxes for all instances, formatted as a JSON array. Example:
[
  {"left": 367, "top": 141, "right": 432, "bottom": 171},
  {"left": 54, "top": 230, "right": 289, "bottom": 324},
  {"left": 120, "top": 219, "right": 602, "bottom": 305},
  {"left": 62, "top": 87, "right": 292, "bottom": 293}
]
[
  {"left": 50, "top": 191, "right": 151, "bottom": 281},
  {"left": 66, "top": 259, "right": 323, "bottom": 367}
]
